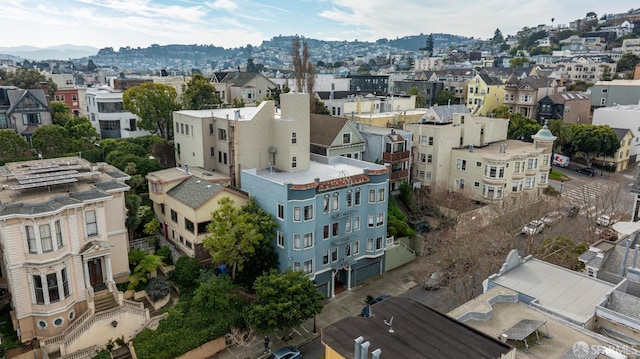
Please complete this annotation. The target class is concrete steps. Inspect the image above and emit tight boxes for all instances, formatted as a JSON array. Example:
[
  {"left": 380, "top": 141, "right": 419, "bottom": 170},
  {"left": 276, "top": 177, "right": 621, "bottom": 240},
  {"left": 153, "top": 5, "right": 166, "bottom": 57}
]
[{"left": 94, "top": 290, "right": 118, "bottom": 313}]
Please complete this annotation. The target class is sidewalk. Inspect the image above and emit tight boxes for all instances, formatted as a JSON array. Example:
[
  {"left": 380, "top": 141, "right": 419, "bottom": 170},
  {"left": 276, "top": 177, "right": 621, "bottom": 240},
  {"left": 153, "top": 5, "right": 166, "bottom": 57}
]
[{"left": 212, "top": 262, "right": 419, "bottom": 359}]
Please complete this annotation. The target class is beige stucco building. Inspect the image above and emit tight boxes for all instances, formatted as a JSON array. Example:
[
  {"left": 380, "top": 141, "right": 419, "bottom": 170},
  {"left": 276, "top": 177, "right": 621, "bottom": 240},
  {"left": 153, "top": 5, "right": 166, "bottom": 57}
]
[
  {"left": 146, "top": 166, "right": 248, "bottom": 261},
  {"left": 173, "top": 93, "right": 312, "bottom": 187},
  {"left": 0, "top": 157, "right": 132, "bottom": 347}
]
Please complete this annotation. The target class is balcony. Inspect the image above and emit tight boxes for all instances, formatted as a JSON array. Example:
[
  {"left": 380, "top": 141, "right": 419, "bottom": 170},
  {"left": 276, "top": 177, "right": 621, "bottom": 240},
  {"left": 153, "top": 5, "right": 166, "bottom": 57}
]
[
  {"left": 390, "top": 169, "right": 410, "bottom": 181},
  {"left": 383, "top": 151, "right": 410, "bottom": 163},
  {"left": 482, "top": 175, "right": 506, "bottom": 186}
]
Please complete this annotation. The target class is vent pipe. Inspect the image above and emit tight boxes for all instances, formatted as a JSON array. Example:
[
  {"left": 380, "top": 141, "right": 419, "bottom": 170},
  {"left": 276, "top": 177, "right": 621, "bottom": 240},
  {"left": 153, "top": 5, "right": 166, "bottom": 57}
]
[
  {"left": 269, "top": 162, "right": 273, "bottom": 174},
  {"left": 353, "top": 336, "right": 363, "bottom": 359},
  {"left": 184, "top": 165, "right": 189, "bottom": 174},
  {"left": 360, "top": 341, "right": 370, "bottom": 359},
  {"left": 371, "top": 348, "right": 382, "bottom": 359},
  {"left": 501, "top": 334, "right": 509, "bottom": 343}
]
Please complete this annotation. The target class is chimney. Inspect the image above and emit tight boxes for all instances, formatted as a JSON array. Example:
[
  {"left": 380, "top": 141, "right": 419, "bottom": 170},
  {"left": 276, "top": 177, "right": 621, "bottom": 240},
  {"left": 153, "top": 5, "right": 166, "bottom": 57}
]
[
  {"left": 371, "top": 348, "right": 382, "bottom": 359},
  {"left": 360, "top": 341, "right": 370, "bottom": 359},
  {"left": 501, "top": 334, "right": 509, "bottom": 343},
  {"left": 353, "top": 337, "right": 363, "bottom": 359}
]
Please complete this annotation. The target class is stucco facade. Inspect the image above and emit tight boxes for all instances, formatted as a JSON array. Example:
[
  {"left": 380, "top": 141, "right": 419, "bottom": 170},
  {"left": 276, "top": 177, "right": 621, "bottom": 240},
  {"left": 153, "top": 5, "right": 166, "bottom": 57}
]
[
  {"left": 591, "top": 80, "right": 640, "bottom": 108},
  {"left": 466, "top": 73, "right": 505, "bottom": 116},
  {"left": 86, "top": 87, "right": 149, "bottom": 139},
  {"left": 0, "top": 157, "right": 130, "bottom": 343}
]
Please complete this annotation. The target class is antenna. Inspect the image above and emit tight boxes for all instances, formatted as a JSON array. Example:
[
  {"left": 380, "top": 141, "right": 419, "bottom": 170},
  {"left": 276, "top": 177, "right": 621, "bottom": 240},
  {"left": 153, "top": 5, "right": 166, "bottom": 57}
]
[{"left": 384, "top": 316, "right": 394, "bottom": 333}]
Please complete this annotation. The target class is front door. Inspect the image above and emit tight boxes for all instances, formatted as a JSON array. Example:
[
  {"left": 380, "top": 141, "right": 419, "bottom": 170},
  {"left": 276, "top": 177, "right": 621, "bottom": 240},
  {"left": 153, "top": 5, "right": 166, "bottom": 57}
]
[{"left": 88, "top": 258, "right": 103, "bottom": 286}]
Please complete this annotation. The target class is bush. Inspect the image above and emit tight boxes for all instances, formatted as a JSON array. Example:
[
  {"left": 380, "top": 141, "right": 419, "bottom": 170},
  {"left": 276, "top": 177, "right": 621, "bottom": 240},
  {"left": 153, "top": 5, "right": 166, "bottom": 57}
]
[
  {"left": 146, "top": 277, "right": 171, "bottom": 302},
  {"left": 156, "top": 246, "right": 172, "bottom": 265},
  {"left": 171, "top": 256, "right": 201, "bottom": 293},
  {"left": 128, "top": 249, "right": 147, "bottom": 269}
]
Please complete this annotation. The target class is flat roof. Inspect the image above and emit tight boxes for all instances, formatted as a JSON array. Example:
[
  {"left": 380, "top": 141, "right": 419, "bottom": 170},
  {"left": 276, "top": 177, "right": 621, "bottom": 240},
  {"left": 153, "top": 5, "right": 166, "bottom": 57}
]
[
  {"left": 174, "top": 106, "right": 262, "bottom": 121},
  {"left": 146, "top": 166, "right": 230, "bottom": 184},
  {"left": 243, "top": 155, "right": 387, "bottom": 186},
  {"left": 322, "top": 297, "right": 513, "bottom": 358},
  {"left": 451, "top": 287, "right": 612, "bottom": 358},
  {"left": 490, "top": 257, "right": 615, "bottom": 324},
  {"left": 452, "top": 139, "right": 540, "bottom": 160}
]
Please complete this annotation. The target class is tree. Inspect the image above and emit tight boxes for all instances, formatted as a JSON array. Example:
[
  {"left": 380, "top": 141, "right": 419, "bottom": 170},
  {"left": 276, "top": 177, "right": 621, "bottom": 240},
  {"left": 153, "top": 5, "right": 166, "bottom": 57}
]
[
  {"left": 246, "top": 58, "right": 256, "bottom": 73},
  {"left": 509, "top": 57, "right": 530, "bottom": 68},
  {"left": 291, "top": 36, "right": 318, "bottom": 110},
  {"left": 491, "top": 29, "right": 504, "bottom": 45},
  {"left": 87, "top": 59, "right": 97, "bottom": 72},
  {"left": 171, "top": 256, "right": 201, "bottom": 294},
  {"left": 565, "top": 124, "right": 620, "bottom": 168},
  {"left": 181, "top": 74, "right": 221, "bottom": 110},
  {"left": 0, "top": 130, "right": 29, "bottom": 159},
  {"left": 507, "top": 113, "right": 541, "bottom": 141},
  {"left": 193, "top": 274, "right": 246, "bottom": 326},
  {"left": 434, "top": 90, "right": 455, "bottom": 106},
  {"left": 65, "top": 116, "right": 99, "bottom": 152},
  {"left": 600, "top": 66, "right": 613, "bottom": 81},
  {"left": 407, "top": 86, "right": 426, "bottom": 108},
  {"left": 536, "top": 235, "right": 588, "bottom": 270},
  {"left": 204, "top": 197, "right": 263, "bottom": 281},
  {"left": 0, "top": 68, "right": 57, "bottom": 98},
  {"left": 232, "top": 98, "right": 245, "bottom": 108},
  {"left": 247, "top": 269, "right": 323, "bottom": 335},
  {"left": 420, "top": 34, "right": 434, "bottom": 54},
  {"left": 32, "top": 124, "right": 69, "bottom": 157},
  {"left": 125, "top": 192, "right": 142, "bottom": 241},
  {"left": 50, "top": 101, "right": 73, "bottom": 126},
  {"left": 547, "top": 119, "right": 570, "bottom": 153},
  {"left": 616, "top": 53, "right": 640, "bottom": 73},
  {"left": 491, "top": 105, "right": 510, "bottom": 118},
  {"left": 123, "top": 83, "right": 181, "bottom": 141}
]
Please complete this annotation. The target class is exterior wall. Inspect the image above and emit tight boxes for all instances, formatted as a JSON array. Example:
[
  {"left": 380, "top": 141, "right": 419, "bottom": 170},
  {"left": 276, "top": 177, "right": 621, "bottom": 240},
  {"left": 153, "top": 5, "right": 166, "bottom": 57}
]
[
  {"left": 86, "top": 88, "right": 148, "bottom": 139},
  {"left": 591, "top": 80, "right": 640, "bottom": 107},
  {"left": 592, "top": 106, "right": 640, "bottom": 159},
  {"left": 467, "top": 75, "right": 505, "bottom": 116},
  {"left": 54, "top": 88, "right": 82, "bottom": 116},
  {"left": 594, "top": 131, "right": 633, "bottom": 171},
  {"left": 326, "top": 122, "right": 365, "bottom": 158},
  {"left": 173, "top": 112, "right": 208, "bottom": 169},
  {"left": 351, "top": 110, "right": 425, "bottom": 128},
  {"left": 273, "top": 94, "right": 310, "bottom": 172}
]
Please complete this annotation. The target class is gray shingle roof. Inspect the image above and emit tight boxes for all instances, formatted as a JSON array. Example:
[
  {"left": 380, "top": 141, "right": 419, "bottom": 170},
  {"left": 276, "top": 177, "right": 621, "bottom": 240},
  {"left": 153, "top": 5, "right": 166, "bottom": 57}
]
[
  {"left": 431, "top": 104, "right": 470, "bottom": 122},
  {"left": 606, "top": 290, "right": 640, "bottom": 322},
  {"left": 478, "top": 73, "right": 503, "bottom": 85},
  {"left": 0, "top": 195, "right": 83, "bottom": 216},
  {"left": 310, "top": 114, "right": 349, "bottom": 146},
  {"left": 95, "top": 181, "right": 129, "bottom": 192},
  {"left": 166, "top": 176, "right": 225, "bottom": 209}
]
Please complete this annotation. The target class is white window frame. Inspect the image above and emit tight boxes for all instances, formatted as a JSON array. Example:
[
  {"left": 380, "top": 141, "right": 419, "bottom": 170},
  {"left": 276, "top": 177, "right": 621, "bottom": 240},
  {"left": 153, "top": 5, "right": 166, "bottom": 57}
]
[
  {"left": 85, "top": 210, "right": 98, "bottom": 237},
  {"left": 277, "top": 231, "right": 285, "bottom": 248}
]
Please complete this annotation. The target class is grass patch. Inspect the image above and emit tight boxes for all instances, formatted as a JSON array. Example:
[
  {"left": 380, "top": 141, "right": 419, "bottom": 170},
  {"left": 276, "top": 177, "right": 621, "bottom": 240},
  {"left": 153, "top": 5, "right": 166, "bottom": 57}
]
[{"left": 549, "top": 170, "right": 569, "bottom": 181}]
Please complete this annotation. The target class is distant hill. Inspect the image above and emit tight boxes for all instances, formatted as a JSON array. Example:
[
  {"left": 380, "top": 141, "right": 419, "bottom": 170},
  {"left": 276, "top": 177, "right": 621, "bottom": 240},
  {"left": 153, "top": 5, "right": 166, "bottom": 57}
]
[{"left": 0, "top": 45, "right": 99, "bottom": 61}]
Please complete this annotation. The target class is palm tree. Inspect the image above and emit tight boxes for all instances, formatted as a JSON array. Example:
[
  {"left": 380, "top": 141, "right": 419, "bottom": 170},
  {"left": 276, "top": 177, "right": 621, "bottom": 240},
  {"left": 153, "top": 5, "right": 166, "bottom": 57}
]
[{"left": 547, "top": 119, "right": 569, "bottom": 152}]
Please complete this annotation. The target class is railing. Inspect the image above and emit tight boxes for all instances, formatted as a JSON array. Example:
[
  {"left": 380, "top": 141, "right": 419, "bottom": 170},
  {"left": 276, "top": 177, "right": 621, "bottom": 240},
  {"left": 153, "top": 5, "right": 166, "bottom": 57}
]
[
  {"left": 144, "top": 312, "right": 169, "bottom": 331},
  {"left": 382, "top": 151, "right": 410, "bottom": 162},
  {"left": 389, "top": 169, "right": 410, "bottom": 181},
  {"left": 387, "top": 238, "right": 416, "bottom": 255},
  {"left": 109, "top": 281, "right": 122, "bottom": 306},
  {"left": 44, "top": 310, "right": 93, "bottom": 345},
  {"left": 129, "top": 236, "right": 154, "bottom": 251},
  {"left": 59, "top": 345, "right": 103, "bottom": 359}
]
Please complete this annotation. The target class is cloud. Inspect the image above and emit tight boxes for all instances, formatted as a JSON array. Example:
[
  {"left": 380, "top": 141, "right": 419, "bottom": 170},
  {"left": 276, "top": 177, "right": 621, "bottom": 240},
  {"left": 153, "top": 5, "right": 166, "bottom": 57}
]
[{"left": 205, "top": 0, "right": 238, "bottom": 11}]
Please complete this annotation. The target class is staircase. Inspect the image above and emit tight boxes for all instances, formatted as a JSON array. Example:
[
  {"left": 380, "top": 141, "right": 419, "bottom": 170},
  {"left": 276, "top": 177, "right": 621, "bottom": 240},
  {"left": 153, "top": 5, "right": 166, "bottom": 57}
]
[
  {"left": 94, "top": 290, "right": 118, "bottom": 313},
  {"left": 111, "top": 346, "right": 133, "bottom": 359}
]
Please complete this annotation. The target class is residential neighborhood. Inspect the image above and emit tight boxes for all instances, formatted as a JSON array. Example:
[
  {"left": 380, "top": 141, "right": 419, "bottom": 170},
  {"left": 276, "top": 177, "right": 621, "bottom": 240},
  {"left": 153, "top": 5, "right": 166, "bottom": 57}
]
[{"left": 1, "top": 4, "right": 640, "bottom": 359}]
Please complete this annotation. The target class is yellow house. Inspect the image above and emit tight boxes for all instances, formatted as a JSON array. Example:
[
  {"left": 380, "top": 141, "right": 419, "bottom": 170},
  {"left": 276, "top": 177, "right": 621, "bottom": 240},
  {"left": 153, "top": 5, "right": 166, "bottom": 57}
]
[
  {"left": 146, "top": 166, "right": 248, "bottom": 262},
  {"left": 466, "top": 73, "right": 505, "bottom": 116},
  {"left": 594, "top": 128, "right": 634, "bottom": 172}
]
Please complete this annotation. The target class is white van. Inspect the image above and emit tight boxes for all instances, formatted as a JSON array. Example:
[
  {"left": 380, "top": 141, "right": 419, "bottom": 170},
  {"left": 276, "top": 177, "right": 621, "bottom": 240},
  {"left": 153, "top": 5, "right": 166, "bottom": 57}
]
[{"left": 552, "top": 154, "right": 570, "bottom": 167}]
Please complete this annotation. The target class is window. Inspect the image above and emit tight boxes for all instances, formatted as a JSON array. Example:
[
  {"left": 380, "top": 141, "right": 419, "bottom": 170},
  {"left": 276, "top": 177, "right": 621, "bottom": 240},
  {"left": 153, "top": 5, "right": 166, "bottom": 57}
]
[
  {"left": 420, "top": 153, "right": 426, "bottom": 163},
  {"left": 418, "top": 170, "right": 425, "bottom": 180},
  {"left": 421, "top": 135, "right": 427, "bottom": 144},
  {"left": 367, "top": 238, "right": 374, "bottom": 252},
  {"left": 520, "top": 95, "right": 531, "bottom": 103},
  {"left": 276, "top": 231, "right": 284, "bottom": 248},
  {"left": 542, "top": 155, "right": 549, "bottom": 166},
  {"left": 293, "top": 206, "right": 301, "bottom": 222},
  {"left": 47, "top": 273, "right": 60, "bottom": 303},
  {"left": 180, "top": 123, "right": 184, "bottom": 134},
  {"left": 428, "top": 137, "right": 434, "bottom": 145},
  {"left": 331, "top": 248, "right": 338, "bottom": 262},
  {"left": 303, "top": 260, "right": 313, "bottom": 274},
  {"left": 185, "top": 219, "right": 194, "bottom": 233},
  {"left": 22, "top": 113, "right": 41, "bottom": 125},
  {"left": 525, "top": 176, "right": 536, "bottom": 188},
  {"left": 292, "top": 156, "right": 297, "bottom": 168},
  {"left": 376, "top": 237, "right": 383, "bottom": 250},
  {"left": 474, "top": 181, "right": 480, "bottom": 187},
  {"left": 426, "top": 171, "right": 432, "bottom": 180},
  {"left": 456, "top": 159, "right": 467, "bottom": 171},
  {"left": 293, "top": 234, "right": 301, "bottom": 250},
  {"left": 527, "top": 158, "right": 538, "bottom": 170},
  {"left": 351, "top": 217, "right": 360, "bottom": 233},
  {"left": 323, "top": 251, "right": 329, "bottom": 265},
  {"left": 291, "top": 132, "right": 297, "bottom": 144},
  {"left": 304, "top": 233, "right": 314, "bottom": 248},
  {"left": 355, "top": 189, "right": 361, "bottom": 205},
  {"left": 277, "top": 204, "right": 284, "bottom": 220},
  {"left": 601, "top": 88, "right": 608, "bottom": 93},
  {"left": 34, "top": 275, "right": 44, "bottom": 304},
  {"left": 600, "top": 98, "right": 606, "bottom": 106},
  {"left": 170, "top": 209, "right": 178, "bottom": 222},
  {"left": 512, "top": 180, "right": 523, "bottom": 192},
  {"left": 85, "top": 210, "right": 98, "bottom": 236},
  {"left": 353, "top": 241, "right": 359, "bottom": 255},
  {"left": 332, "top": 222, "right": 339, "bottom": 237},
  {"left": 378, "top": 188, "right": 385, "bottom": 202},
  {"left": 346, "top": 191, "right": 352, "bottom": 207},
  {"left": 323, "top": 225, "right": 330, "bottom": 240},
  {"left": 343, "top": 133, "right": 351, "bottom": 144},
  {"left": 345, "top": 243, "right": 351, "bottom": 257},
  {"left": 456, "top": 178, "right": 465, "bottom": 189},
  {"left": 209, "top": 123, "right": 214, "bottom": 134},
  {"left": 55, "top": 220, "right": 63, "bottom": 248},
  {"left": 369, "top": 189, "right": 376, "bottom": 203},
  {"left": 210, "top": 147, "right": 215, "bottom": 157},
  {"left": 345, "top": 219, "right": 352, "bottom": 233},
  {"left": 40, "top": 225, "right": 53, "bottom": 252},
  {"left": 61, "top": 268, "right": 70, "bottom": 297},
  {"left": 368, "top": 214, "right": 375, "bottom": 228},
  {"left": 218, "top": 128, "right": 227, "bottom": 140},
  {"left": 540, "top": 173, "right": 548, "bottom": 184},
  {"left": 304, "top": 205, "right": 314, "bottom": 221},
  {"left": 293, "top": 261, "right": 301, "bottom": 271},
  {"left": 185, "top": 124, "right": 189, "bottom": 135},
  {"left": 377, "top": 213, "right": 384, "bottom": 227},
  {"left": 323, "top": 195, "right": 330, "bottom": 213},
  {"left": 427, "top": 154, "right": 433, "bottom": 163},
  {"left": 476, "top": 161, "right": 482, "bottom": 167},
  {"left": 484, "top": 165, "right": 505, "bottom": 178},
  {"left": 26, "top": 225, "right": 37, "bottom": 253}
]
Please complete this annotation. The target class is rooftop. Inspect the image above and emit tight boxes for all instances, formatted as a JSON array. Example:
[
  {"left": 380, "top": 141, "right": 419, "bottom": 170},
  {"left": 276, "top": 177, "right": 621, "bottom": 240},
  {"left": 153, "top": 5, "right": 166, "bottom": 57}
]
[
  {"left": 322, "top": 297, "right": 513, "bottom": 359},
  {"left": 174, "top": 106, "right": 262, "bottom": 121},
  {"left": 452, "top": 139, "right": 542, "bottom": 160},
  {"left": 146, "top": 166, "right": 230, "bottom": 184},
  {"left": 242, "top": 154, "right": 387, "bottom": 187},
  {"left": 0, "top": 156, "right": 129, "bottom": 217}
]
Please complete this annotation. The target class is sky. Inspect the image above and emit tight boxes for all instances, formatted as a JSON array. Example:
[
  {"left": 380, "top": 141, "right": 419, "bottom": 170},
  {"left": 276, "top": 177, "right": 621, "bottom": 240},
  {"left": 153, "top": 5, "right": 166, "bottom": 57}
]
[{"left": 0, "top": 0, "right": 635, "bottom": 49}]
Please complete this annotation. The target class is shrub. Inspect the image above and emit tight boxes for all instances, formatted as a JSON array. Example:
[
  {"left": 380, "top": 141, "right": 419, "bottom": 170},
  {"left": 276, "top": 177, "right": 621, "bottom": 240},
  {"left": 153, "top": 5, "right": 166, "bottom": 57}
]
[
  {"left": 156, "top": 246, "right": 172, "bottom": 265},
  {"left": 171, "top": 256, "right": 201, "bottom": 293},
  {"left": 146, "top": 277, "right": 171, "bottom": 302},
  {"left": 128, "top": 249, "right": 147, "bottom": 269}
]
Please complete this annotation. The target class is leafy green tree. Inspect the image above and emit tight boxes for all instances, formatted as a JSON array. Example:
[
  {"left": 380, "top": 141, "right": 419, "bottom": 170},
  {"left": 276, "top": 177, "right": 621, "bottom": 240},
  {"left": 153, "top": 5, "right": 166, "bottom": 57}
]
[
  {"left": 357, "top": 64, "right": 372, "bottom": 74},
  {"left": 65, "top": 116, "right": 99, "bottom": 152},
  {"left": 50, "top": 101, "right": 73, "bottom": 126},
  {"left": 0, "top": 68, "right": 57, "bottom": 98},
  {"left": 0, "top": 129, "right": 29, "bottom": 159},
  {"left": 547, "top": 119, "right": 570, "bottom": 153},
  {"left": 181, "top": 74, "right": 221, "bottom": 110},
  {"left": 509, "top": 57, "right": 530, "bottom": 67},
  {"left": 125, "top": 192, "right": 142, "bottom": 241},
  {"left": 600, "top": 66, "right": 613, "bottom": 81},
  {"left": 491, "top": 105, "right": 510, "bottom": 118},
  {"left": 491, "top": 29, "right": 504, "bottom": 44},
  {"left": 312, "top": 97, "right": 330, "bottom": 115},
  {"left": 204, "top": 197, "right": 263, "bottom": 281},
  {"left": 123, "top": 83, "right": 181, "bottom": 141},
  {"left": 32, "top": 124, "right": 69, "bottom": 157},
  {"left": 507, "top": 113, "right": 541, "bottom": 141},
  {"left": 616, "top": 53, "right": 640, "bottom": 73},
  {"left": 407, "top": 86, "right": 426, "bottom": 108},
  {"left": 420, "top": 34, "right": 434, "bottom": 53},
  {"left": 87, "top": 59, "right": 97, "bottom": 72},
  {"left": 232, "top": 98, "right": 245, "bottom": 108},
  {"left": 434, "top": 90, "right": 455, "bottom": 105},
  {"left": 565, "top": 124, "right": 620, "bottom": 167},
  {"left": 171, "top": 256, "right": 201, "bottom": 294},
  {"left": 247, "top": 269, "right": 323, "bottom": 335}
]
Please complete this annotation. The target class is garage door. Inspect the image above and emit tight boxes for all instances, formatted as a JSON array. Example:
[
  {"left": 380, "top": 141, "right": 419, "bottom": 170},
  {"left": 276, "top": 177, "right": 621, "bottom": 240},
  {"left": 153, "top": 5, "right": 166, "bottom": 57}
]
[{"left": 354, "top": 261, "right": 381, "bottom": 283}]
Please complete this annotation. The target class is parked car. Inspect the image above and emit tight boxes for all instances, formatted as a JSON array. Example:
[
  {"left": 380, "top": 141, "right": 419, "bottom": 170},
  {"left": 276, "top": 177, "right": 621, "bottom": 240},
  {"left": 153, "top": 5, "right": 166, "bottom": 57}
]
[
  {"left": 521, "top": 220, "right": 545, "bottom": 235},
  {"left": 561, "top": 204, "right": 580, "bottom": 217},
  {"left": 576, "top": 167, "right": 597, "bottom": 177},
  {"left": 541, "top": 211, "right": 562, "bottom": 226},
  {"left": 268, "top": 346, "right": 302, "bottom": 359},
  {"left": 361, "top": 295, "right": 390, "bottom": 317},
  {"left": 596, "top": 214, "right": 614, "bottom": 226},
  {"left": 424, "top": 271, "right": 449, "bottom": 290}
]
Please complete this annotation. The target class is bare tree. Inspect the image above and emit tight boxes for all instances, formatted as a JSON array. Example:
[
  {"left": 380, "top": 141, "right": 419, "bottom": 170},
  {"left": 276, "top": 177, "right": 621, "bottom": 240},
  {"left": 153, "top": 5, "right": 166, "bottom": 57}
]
[{"left": 228, "top": 326, "right": 256, "bottom": 359}]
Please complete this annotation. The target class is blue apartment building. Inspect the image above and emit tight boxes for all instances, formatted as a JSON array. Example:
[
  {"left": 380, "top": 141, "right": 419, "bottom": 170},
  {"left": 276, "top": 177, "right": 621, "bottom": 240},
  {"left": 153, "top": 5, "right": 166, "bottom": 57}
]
[{"left": 241, "top": 155, "right": 389, "bottom": 298}]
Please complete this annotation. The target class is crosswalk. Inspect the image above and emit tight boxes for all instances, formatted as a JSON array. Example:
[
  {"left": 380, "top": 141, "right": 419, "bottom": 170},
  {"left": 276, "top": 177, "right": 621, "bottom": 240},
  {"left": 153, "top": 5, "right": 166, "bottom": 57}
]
[{"left": 560, "top": 181, "right": 622, "bottom": 219}]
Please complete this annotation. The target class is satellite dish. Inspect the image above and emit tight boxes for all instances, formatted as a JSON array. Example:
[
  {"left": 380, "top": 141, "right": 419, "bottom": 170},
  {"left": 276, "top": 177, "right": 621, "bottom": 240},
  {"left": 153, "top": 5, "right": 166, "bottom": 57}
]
[{"left": 384, "top": 316, "right": 394, "bottom": 333}]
